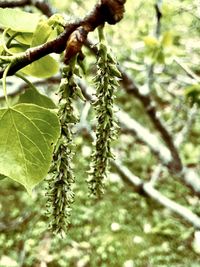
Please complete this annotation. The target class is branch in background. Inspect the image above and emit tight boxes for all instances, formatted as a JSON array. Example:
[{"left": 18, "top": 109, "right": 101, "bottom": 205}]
[
  {"left": 119, "top": 66, "right": 183, "bottom": 172},
  {"left": 76, "top": 102, "right": 200, "bottom": 229},
  {"left": 0, "top": 0, "right": 31, "bottom": 8},
  {"left": 78, "top": 79, "right": 200, "bottom": 195},
  {"left": 0, "top": 0, "right": 126, "bottom": 78},
  {"left": 117, "top": 108, "right": 200, "bottom": 195},
  {"left": 0, "top": 76, "right": 61, "bottom": 100},
  {"left": 78, "top": 114, "right": 200, "bottom": 229},
  {"left": 154, "top": 0, "right": 163, "bottom": 37},
  {"left": 174, "top": 57, "right": 200, "bottom": 83},
  {"left": 175, "top": 105, "right": 198, "bottom": 147},
  {"left": 117, "top": 109, "right": 172, "bottom": 165},
  {"left": 85, "top": 40, "right": 183, "bottom": 172},
  {"left": 113, "top": 160, "right": 200, "bottom": 229},
  {"left": 143, "top": 1, "right": 182, "bottom": 170},
  {"left": 147, "top": 1, "right": 163, "bottom": 89},
  {"left": 149, "top": 164, "right": 162, "bottom": 186},
  {"left": 32, "top": 0, "right": 54, "bottom": 17},
  {"left": 0, "top": 0, "right": 54, "bottom": 17},
  {"left": 0, "top": 211, "right": 36, "bottom": 231}
]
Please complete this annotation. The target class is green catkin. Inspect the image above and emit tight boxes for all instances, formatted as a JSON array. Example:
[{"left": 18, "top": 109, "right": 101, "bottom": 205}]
[
  {"left": 87, "top": 26, "right": 120, "bottom": 198},
  {"left": 46, "top": 59, "right": 79, "bottom": 236}
]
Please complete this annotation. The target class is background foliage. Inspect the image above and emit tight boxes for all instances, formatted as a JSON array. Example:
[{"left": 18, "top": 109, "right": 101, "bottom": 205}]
[{"left": 0, "top": 0, "right": 200, "bottom": 266}]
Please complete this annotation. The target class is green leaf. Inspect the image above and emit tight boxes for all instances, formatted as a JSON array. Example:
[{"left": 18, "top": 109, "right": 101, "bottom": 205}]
[
  {"left": 185, "top": 84, "right": 200, "bottom": 96},
  {"left": 18, "top": 87, "right": 57, "bottom": 109},
  {"left": 47, "top": 28, "right": 59, "bottom": 42},
  {"left": 143, "top": 36, "right": 159, "bottom": 48},
  {"left": 0, "top": 8, "right": 40, "bottom": 32},
  {"left": 161, "top": 32, "right": 173, "bottom": 48},
  {"left": 0, "top": 104, "right": 60, "bottom": 193},
  {"left": 185, "top": 84, "right": 200, "bottom": 106},
  {"left": 21, "top": 55, "right": 59, "bottom": 78},
  {"left": 0, "top": 174, "right": 6, "bottom": 180},
  {"left": 8, "top": 30, "right": 33, "bottom": 45},
  {"left": 32, "top": 18, "right": 52, "bottom": 47}
]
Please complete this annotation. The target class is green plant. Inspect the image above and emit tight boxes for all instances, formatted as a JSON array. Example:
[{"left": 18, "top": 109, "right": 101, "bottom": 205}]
[{"left": 0, "top": 0, "right": 125, "bottom": 235}]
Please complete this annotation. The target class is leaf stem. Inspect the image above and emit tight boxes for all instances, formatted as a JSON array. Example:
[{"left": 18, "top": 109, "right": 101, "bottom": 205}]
[
  {"left": 98, "top": 24, "right": 105, "bottom": 43},
  {"left": 2, "top": 63, "right": 12, "bottom": 106},
  {"left": 15, "top": 73, "right": 38, "bottom": 91},
  {"left": 2, "top": 28, "right": 14, "bottom": 55}
]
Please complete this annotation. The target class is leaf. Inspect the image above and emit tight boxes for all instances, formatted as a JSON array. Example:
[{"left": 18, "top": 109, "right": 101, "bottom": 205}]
[
  {"left": 185, "top": 84, "right": 200, "bottom": 106},
  {"left": 47, "top": 28, "right": 59, "bottom": 42},
  {"left": 143, "top": 36, "right": 159, "bottom": 47},
  {"left": 9, "top": 45, "right": 26, "bottom": 54},
  {"left": 8, "top": 30, "right": 33, "bottom": 45},
  {"left": 18, "top": 87, "right": 57, "bottom": 109},
  {"left": 21, "top": 55, "right": 59, "bottom": 78},
  {"left": 161, "top": 32, "right": 173, "bottom": 47},
  {"left": 31, "top": 18, "right": 52, "bottom": 47},
  {"left": 0, "top": 104, "right": 60, "bottom": 193},
  {"left": 185, "top": 84, "right": 200, "bottom": 96},
  {"left": 0, "top": 8, "right": 40, "bottom": 32},
  {"left": 0, "top": 174, "right": 6, "bottom": 180}
]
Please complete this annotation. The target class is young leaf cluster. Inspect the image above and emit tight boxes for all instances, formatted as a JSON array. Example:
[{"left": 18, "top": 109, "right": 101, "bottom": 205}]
[{"left": 0, "top": 8, "right": 65, "bottom": 78}]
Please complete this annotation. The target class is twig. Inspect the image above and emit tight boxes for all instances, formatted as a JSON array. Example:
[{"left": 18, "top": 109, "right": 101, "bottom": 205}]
[
  {"left": 0, "top": 0, "right": 31, "bottom": 8},
  {"left": 0, "top": 212, "right": 36, "bottom": 231},
  {"left": 0, "top": 76, "right": 61, "bottom": 100},
  {"left": 0, "top": 0, "right": 54, "bottom": 17},
  {"left": 119, "top": 67, "right": 183, "bottom": 172},
  {"left": 0, "top": 0, "right": 126, "bottom": 78},
  {"left": 78, "top": 80, "right": 200, "bottom": 195},
  {"left": 113, "top": 160, "right": 200, "bottom": 229},
  {"left": 154, "top": 0, "right": 163, "bottom": 38},
  {"left": 79, "top": 118, "right": 200, "bottom": 229},
  {"left": 147, "top": 0, "right": 163, "bottom": 90},
  {"left": 149, "top": 164, "right": 162, "bottom": 186},
  {"left": 174, "top": 57, "right": 200, "bottom": 83},
  {"left": 85, "top": 41, "right": 183, "bottom": 172},
  {"left": 175, "top": 105, "right": 198, "bottom": 147},
  {"left": 72, "top": 85, "right": 200, "bottom": 228},
  {"left": 117, "top": 109, "right": 172, "bottom": 165}
]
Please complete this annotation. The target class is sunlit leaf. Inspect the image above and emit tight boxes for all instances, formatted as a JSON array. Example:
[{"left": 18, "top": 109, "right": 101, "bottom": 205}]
[
  {"left": 18, "top": 87, "right": 57, "bottom": 109},
  {"left": 143, "top": 36, "right": 159, "bottom": 47},
  {"left": 0, "top": 8, "right": 40, "bottom": 32},
  {"left": 21, "top": 55, "right": 59, "bottom": 78},
  {"left": 8, "top": 30, "right": 33, "bottom": 45},
  {"left": 161, "top": 32, "right": 173, "bottom": 47},
  {"left": 32, "top": 18, "right": 52, "bottom": 47},
  {"left": 0, "top": 104, "right": 60, "bottom": 193}
]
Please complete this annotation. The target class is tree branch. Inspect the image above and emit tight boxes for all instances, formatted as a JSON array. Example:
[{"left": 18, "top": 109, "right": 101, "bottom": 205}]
[
  {"left": 85, "top": 40, "right": 183, "bottom": 172},
  {"left": 0, "top": 0, "right": 126, "bottom": 77},
  {"left": 119, "top": 67, "right": 183, "bottom": 172},
  {"left": 78, "top": 116, "right": 200, "bottom": 229},
  {"left": 78, "top": 79, "right": 200, "bottom": 195},
  {"left": 0, "top": 0, "right": 31, "bottom": 8},
  {"left": 113, "top": 160, "right": 200, "bottom": 229},
  {"left": 0, "top": 0, "right": 54, "bottom": 17}
]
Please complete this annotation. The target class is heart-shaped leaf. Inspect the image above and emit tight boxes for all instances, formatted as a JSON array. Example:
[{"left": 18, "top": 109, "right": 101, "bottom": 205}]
[{"left": 0, "top": 104, "right": 60, "bottom": 193}]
